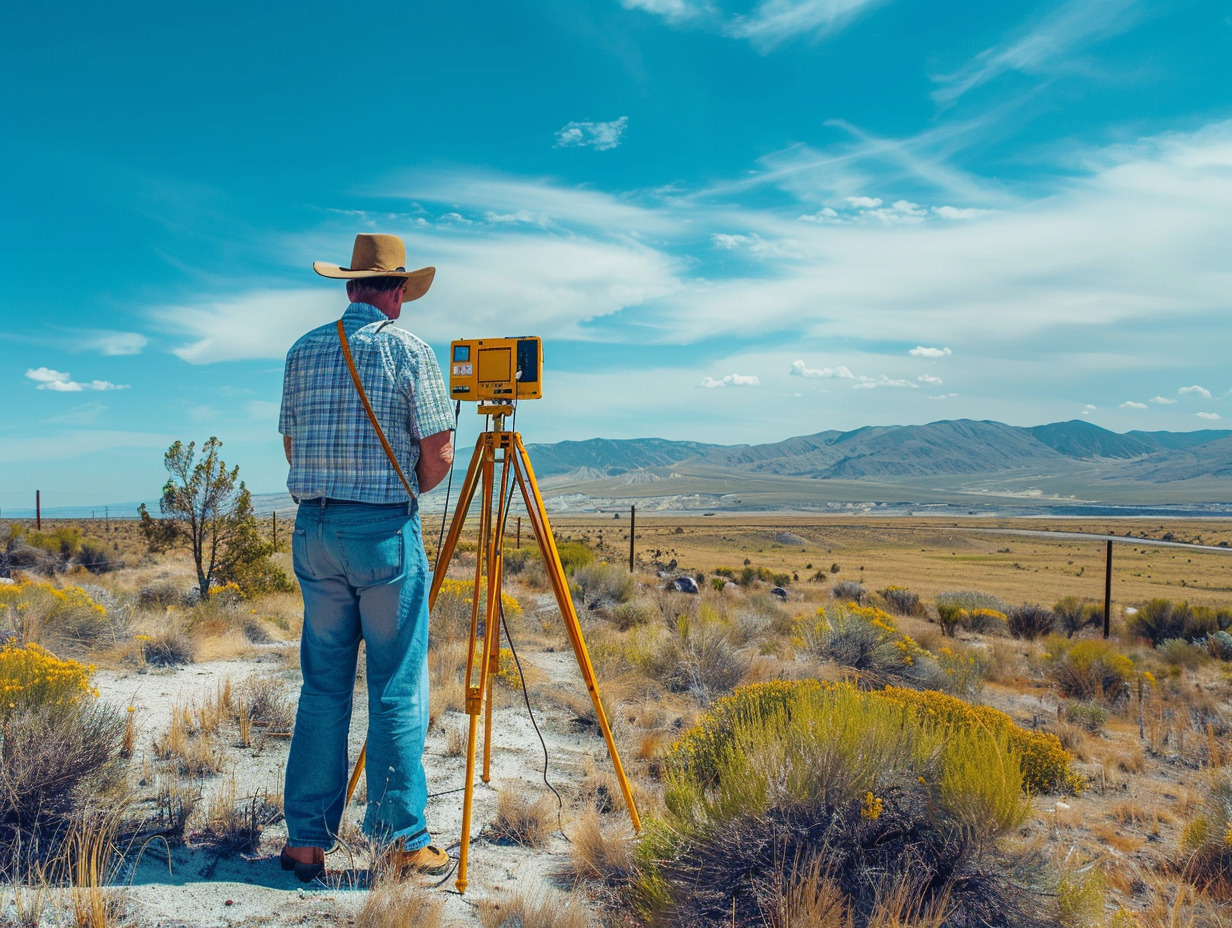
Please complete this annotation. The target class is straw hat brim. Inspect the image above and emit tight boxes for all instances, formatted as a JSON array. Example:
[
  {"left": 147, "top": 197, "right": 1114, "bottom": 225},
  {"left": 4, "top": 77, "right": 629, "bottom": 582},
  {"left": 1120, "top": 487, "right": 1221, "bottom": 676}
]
[{"left": 312, "top": 262, "right": 436, "bottom": 302}]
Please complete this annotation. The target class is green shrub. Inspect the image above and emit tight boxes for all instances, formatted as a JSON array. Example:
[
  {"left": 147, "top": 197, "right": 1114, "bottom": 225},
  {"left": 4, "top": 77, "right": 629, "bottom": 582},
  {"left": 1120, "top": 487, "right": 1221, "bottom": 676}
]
[
  {"left": 1157, "top": 637, "right": 1205, "bottom": 668},
  {"left": 571, "top": 562, "right": 635, "bottom": 606},
  {"left": 1054, "top": 597, "right": 1103, "bottom": 638},
  {"left": 639, "top": 681, "right": 1053, "bottom": 928},
  {"left": 1062, "top": 701, "right": 1108, "bottom": 734},
  {"left": 1129, "top": 598, "right": 1191, "bottom": 645},
  {"left": 76, "top": 539, "right": 122, "bottom": 574},
  {"left": 1207, "top": 630, "right": 1232, "bottom": 661},
  {"left": 1044, "top": 638, "right": 1136, "bottom": 703},
  {"left": 832, "top": 580, "right": 865, "bottom": 602},
  {"left": 1179, "top": 772, "right": 1232, "bottom": 898},
  {"left": 555, "top": 540, "right": 594, "bottom": 575},
  {"left": 878, "top": 586, "right": 921, "bottom": 615},
  {"left": 796, "top": 604, "right": 942, "bottom": 689},
  {"left": 1007, "top": 603, "right": 1056, "bottom": 640}
]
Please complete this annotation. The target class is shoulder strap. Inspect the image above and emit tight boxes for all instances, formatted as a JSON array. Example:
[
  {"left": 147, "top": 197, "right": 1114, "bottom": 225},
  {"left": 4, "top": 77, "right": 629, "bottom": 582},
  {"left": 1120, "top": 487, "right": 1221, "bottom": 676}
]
[{"left": 336, "top": 319, "right": 415, "bottom": 499}]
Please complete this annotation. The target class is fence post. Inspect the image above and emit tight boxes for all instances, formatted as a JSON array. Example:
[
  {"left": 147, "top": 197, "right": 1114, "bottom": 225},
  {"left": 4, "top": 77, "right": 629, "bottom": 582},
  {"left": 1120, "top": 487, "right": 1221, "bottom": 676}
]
[
  {"left": 629, "top": 505, "right": 636, "bottom": 572},
  {"left": 36, "top": 490, "right": 41, "bottom": 531}
]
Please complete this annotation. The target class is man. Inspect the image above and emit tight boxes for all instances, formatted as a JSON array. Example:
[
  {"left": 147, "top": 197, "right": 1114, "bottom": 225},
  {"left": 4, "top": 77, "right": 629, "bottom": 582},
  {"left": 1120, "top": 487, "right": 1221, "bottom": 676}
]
[{"left": 278, "top": 233, "right": 455, "bottom": 881}]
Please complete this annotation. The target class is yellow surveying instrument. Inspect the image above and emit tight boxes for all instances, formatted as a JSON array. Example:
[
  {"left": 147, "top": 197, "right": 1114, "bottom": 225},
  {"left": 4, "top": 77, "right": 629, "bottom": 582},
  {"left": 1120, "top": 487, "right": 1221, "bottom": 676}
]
[{"left": 346, "top": 342, "right": 640, "bottom": 894}]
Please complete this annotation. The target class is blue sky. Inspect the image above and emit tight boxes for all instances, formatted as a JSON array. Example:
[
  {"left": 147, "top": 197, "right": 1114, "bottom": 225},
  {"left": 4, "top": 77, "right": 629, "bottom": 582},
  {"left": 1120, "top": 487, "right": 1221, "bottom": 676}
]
[{"left": 2, "top": 0, "right": 1230, "bottom": 510}]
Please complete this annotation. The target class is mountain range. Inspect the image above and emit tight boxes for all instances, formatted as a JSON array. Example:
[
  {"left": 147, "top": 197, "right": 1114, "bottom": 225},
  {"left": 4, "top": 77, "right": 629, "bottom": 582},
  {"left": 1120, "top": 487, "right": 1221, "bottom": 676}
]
[{"left": 521, "top": 419, "right": 1232, "bottom": 513}]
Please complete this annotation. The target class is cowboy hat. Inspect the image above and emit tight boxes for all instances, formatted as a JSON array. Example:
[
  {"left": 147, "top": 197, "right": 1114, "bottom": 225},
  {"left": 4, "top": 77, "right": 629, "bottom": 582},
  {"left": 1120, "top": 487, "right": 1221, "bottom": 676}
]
[{"left": 313, "top": 233, "right": 435, "bottom": 302}]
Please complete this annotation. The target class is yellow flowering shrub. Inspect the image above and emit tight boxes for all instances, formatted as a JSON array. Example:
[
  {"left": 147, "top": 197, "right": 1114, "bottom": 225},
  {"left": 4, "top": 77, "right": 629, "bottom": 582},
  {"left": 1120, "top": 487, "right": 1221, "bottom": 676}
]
[
  {"left": 1044, "top": 637, "right": 1137, "bottom": 703},
  {"left": 434, "top": 577, "right": 522, "bottom": 617},
  {"left": 876, "top": 684, "right": 1081, "bottom": 794},
  {"left": 0, "top": 641, "right": 98, "bottom": 722},
  {"left": 0, "top": 580, "right": 109, "bottom": 649},
  {"left": 641, "top": 679, "right": 1044, "bottom": 927}
]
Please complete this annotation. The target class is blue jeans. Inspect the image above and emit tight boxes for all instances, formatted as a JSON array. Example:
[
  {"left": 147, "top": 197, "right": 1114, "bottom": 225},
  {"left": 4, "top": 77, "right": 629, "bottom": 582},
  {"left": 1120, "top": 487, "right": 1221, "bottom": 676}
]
[{"left": 285, "top": 499, "right": 431, "bottom": 851}]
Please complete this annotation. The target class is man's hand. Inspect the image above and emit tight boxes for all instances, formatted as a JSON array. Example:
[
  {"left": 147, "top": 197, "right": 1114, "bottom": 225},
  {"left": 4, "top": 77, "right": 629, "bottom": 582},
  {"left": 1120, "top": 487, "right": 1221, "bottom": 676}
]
[
  {"left": 417, "top": 430, "right": 454, "bottom": 493},
  {"left": 283, "top": 435, "right": 293, "bottom": 465}
]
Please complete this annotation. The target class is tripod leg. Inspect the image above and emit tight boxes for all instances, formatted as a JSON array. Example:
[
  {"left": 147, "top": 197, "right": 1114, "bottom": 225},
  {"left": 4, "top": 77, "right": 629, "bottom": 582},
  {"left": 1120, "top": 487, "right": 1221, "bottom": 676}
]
[
  {"left": 458, "top": 436, "right": 498, "bottom": 895},
  {"left": 512, "top": 435, "right": 642, "bottom": 832},
  {"left": 429, "top": 435, "right": 487, "bottom": 609}
]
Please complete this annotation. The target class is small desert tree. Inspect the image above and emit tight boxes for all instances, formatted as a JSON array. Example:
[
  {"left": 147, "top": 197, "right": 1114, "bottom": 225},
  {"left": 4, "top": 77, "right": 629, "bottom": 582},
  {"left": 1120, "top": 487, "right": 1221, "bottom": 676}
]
[{"left": 139, "top": 437, "right": 284, "bottom": 598}]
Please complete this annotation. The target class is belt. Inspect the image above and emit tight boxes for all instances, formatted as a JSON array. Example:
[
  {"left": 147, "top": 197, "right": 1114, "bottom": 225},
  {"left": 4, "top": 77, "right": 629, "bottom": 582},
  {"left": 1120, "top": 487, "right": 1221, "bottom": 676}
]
[{"left": 294, "top": 497, "right": 414, "bottom": 508}]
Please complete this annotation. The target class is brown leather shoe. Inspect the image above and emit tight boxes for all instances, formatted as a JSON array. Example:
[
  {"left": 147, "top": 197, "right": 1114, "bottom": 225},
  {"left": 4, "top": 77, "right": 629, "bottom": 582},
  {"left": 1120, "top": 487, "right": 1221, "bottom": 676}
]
[
  {"left": 387, "top": 842, "right": 451, "bottom": 876},
  {"left": 280, "top": 844, "right": 326, "bottom": 883}
]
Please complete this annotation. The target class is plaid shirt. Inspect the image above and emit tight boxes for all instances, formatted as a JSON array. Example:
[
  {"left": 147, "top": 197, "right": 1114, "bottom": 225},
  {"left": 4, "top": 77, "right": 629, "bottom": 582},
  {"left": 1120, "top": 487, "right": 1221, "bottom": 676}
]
[{"left": 279, "top": 303, "right": 455, "bottom": 503}]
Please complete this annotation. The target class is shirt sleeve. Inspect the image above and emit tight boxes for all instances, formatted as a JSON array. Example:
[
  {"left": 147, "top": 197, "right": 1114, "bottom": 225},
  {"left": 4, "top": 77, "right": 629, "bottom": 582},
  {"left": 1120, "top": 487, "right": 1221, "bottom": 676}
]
[
  {"left": 278, "top": 350, "right": 296, "bottom": 436},
  {"left": 410, "top": 343, "right": 455, "bottom": 439}
]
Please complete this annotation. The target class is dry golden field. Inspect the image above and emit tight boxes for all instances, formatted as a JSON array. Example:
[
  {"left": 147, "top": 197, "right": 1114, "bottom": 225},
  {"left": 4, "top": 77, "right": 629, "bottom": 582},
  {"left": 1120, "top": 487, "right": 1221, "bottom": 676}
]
[{"left": 548, "top": 515, "right": 1232, "bottom": 612}]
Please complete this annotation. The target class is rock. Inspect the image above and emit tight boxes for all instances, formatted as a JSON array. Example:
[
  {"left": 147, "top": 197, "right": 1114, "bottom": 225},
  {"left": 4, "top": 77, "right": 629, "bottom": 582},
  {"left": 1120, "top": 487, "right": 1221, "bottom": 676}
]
[{"left": 672, "top": 576, "right": 700, "bottom": 594}]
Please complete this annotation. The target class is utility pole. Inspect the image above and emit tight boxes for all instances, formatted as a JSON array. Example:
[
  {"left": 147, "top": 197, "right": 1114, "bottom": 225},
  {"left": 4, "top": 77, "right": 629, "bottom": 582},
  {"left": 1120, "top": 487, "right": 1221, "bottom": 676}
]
[
  {"left": 36, "top": 491, "right": 41, "bottom": 531},
  {"left": 515, "top": 517, "right": 521, "bottom": 549},
  {"left": 1103, "top": 540, "right": 1113, "bottom": 639},
  {"left": 272, "top": 511, "right": 278, "bottom": 552}
]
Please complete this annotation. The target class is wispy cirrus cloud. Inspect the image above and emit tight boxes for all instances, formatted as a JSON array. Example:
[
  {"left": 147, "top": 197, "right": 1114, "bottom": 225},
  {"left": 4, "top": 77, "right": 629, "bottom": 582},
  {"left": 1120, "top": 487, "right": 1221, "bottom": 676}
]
[
  {"left": 25, "top": 368, "right": 129, "bottom": 392},
  {"left": 90, "top": 331, "right": 149, "bottom": 356},
  {"left": 619, "top": 0, "right": 707, "bottom": 22},
  {"left": 554, "top": 117, "right": 629, "bottom": 151},
  {"left": 727, "top": 0, "right": 891, "bottom": 50},
  {"left": 699, "top": 373, "right": 761, "bottom": 388},
  {"left": 932, "top": 0, "right": 1145, "bottom": 106}
]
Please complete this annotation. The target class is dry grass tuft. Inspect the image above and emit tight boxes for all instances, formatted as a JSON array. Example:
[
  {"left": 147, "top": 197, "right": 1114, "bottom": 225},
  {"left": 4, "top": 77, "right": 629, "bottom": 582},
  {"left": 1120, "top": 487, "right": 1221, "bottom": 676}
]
[
  {"left": 477, "top": 888, "right": 588, "bottom": 928},
  {"left": 355, "top": 877, "right": 444, "bottom": 928},
  {"left": 487, "top": 788, "right": 556, "bottom": 848},
  {"left": 562, "top": 808, "right": 636, "bottom": 886}
]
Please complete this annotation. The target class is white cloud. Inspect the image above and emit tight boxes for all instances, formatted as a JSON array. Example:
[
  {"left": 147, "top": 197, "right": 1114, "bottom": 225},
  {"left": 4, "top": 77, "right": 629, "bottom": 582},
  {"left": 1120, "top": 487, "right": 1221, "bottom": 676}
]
[
  {"left": 699, "top": 373, "right": 761, "bottom": 388},
  {"left": 1196, "top": 412, "right": 1222, "bottom": 421},
  {"left": 846, "top": 195, "right": 882, "bottom": 208},
  {"left": 554, "top": 117, "right": 629, "bottom": 151},
  {"left": 712, "top": 232, "right": 801, "bottom": 259},
  {"left": 727, "top": 0, "right": 891, "bottom": 51},
  {"left": 909, "top": 346, "right": 952, "bottom": 358},
  {"left": 790, "top": 360, "right": 854, "bottom": 379},
  {"left": 1120, "top": 401, "right": 1148, "bottom": 409},
  {"left": 1082, "top": 404, "right": 1097, "bottom": 416},
  {"left": 90, "top": 331, "right": 149, "bottom": 356},
  {"left": 1150, "top": 396, "right": 1178, "bottom": 405},
  {"left": 620, "top": 0, "right": 705, "bottom": 21},
  {"left": 1179, "top": 385, "right": 1212, "bottom": 399},
  {"left": 917, "top": 374, "right": 944, "bottom": 385},
  {"left": 853, "top": 375, "right": 919, "bottom": 390},
  {"left": 932, "top": 0, "right": 1143, "bottom": 106},
  {"left": 933, "top": 206, "right": 993, "bottom": 220},
  {"left": 25, "top": 368, "right": 128, "bottom": 392},
  {"left": 929, "top": 393, "right": 958, "bottom": 400}
]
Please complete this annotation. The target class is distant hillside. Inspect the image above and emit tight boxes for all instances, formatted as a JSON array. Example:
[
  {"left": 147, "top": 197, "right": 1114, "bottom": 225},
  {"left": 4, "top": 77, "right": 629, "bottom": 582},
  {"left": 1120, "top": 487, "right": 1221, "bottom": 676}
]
[
  {"left": 523, "top": 438, "right": 723, "bottom": 477},
  {"left": 1126, "top": 429, "right": 1232, "bottom": 451},
  {"left": 1028, "top": 420, "right": 1155, "bottom": 459},
  {"left": 1117, "top": 435, "right": 1232, "bottom": 482},
  {"left": 519, "top": 419, "right": 1232, "bottom": 507}
]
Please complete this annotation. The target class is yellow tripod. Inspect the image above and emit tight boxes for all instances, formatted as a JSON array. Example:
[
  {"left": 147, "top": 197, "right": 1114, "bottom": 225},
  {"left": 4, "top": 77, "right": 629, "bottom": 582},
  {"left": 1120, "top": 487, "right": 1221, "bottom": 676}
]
[{"left": 347, "top": 403, "right": 641, "bottom": 893}]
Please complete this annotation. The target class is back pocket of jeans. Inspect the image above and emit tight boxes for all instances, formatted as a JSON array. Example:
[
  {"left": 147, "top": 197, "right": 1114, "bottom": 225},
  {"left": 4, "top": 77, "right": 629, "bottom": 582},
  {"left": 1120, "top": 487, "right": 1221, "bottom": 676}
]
[{"left": 337, "top": 526, "right": 405, "bottom": 585}]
